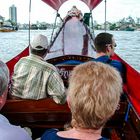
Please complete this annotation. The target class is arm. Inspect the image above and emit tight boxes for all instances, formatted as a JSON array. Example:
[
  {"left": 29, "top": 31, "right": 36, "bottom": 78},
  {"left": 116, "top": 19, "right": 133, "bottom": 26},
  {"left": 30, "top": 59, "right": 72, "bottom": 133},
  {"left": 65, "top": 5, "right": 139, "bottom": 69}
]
[{"left": 47, "top": 69, "right": 66, "bottom": 104}]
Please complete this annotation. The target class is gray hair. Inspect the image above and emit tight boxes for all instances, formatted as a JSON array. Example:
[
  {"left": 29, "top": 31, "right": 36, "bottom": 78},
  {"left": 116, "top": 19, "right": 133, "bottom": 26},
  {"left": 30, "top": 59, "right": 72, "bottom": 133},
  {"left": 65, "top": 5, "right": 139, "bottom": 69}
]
[{"left": 0, "top": 61, "right": 9, "bottom": 96}]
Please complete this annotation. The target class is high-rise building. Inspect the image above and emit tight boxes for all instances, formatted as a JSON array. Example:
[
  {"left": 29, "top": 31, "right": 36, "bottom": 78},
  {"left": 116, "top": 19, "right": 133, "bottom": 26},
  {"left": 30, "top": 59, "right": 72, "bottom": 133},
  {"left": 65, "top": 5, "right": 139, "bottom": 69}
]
[{"left": 9, "top": 5, "right": 17, "bottom": 24}]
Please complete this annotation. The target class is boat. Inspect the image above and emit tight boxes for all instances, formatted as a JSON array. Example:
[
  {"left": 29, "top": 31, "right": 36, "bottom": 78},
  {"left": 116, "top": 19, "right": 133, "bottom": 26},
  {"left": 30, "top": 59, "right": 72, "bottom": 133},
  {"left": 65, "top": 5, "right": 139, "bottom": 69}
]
[
  {"left": 1, "top": 0, "right": 140, "bottom": 139},
  {"left": 0, "top": 25, "right": 17, "bottom": 32},
  {"left": 124, "top": 26, "right": 135, "bottom": 31},
  {"left": 38, "top": 23, "right": 47, "bottom": 30},
  {"left": 30, "top": 24, "right": 38, "bottom": 30}
]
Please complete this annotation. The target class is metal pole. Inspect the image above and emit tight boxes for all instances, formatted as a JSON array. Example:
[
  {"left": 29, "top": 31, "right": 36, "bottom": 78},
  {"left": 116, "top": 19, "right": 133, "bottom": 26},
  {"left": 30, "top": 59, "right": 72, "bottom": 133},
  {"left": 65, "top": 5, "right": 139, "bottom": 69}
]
[
  {"left": 105, "top": 0, "right": 107, "bottom": 32},
  {"left": 89, "top": 10, "right": 96, "bottom": 40},
  {"left": 50, "top": 11, "right": 58, "bottom": 43},
  {"left": 90, "top": 10, "right": 94, "bottom": 33},
  {"left": 29, "top": 0, "right": 31, "bottom": 46}
]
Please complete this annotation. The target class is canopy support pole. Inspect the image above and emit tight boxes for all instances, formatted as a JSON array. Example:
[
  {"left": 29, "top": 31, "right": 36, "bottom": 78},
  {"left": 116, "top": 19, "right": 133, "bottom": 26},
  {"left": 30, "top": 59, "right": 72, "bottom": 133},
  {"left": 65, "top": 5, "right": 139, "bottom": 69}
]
[
  {"left": 104, "top": 0, "right": 107, "bottom": 32},
  {"left": 90, "top": 10, "right": 95, "bottom": 39},
  {"left": 90, "top": 11, "right": 94, "bottom": 31},
  {"left": 29, "top": 0, "right": 31, "bottom": 46}
]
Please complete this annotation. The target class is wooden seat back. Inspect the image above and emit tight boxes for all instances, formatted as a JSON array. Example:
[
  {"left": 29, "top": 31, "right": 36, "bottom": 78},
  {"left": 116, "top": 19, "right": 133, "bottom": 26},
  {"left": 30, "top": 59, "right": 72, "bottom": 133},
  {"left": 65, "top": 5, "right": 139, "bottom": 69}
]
[{"left": 1, "top": 98, "right": 71, "bottom": 128}]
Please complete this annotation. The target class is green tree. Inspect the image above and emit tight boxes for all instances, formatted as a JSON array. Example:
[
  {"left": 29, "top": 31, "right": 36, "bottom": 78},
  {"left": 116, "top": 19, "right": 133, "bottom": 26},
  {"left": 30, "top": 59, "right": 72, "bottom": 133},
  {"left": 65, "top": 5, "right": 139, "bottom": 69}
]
[{"left": 110, "top": 23, "right": 116, "bottom": 30}]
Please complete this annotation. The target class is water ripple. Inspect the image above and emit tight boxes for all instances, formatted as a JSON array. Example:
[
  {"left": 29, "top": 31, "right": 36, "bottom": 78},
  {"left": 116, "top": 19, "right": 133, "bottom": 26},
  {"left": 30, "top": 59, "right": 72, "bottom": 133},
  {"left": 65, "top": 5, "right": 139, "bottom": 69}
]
[{"left": 0, "top": 30, "right": 140, "bottom": 72}]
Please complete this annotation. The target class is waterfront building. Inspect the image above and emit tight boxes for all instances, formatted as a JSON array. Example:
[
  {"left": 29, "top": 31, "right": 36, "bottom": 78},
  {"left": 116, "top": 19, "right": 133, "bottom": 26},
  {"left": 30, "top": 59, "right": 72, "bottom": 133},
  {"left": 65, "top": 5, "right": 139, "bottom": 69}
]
[
  {"left": 9, "top": 5, "right": 17, "bottom": 24},
  {"left": 0, "top": 15, "right": 5, "bottom": 27}
]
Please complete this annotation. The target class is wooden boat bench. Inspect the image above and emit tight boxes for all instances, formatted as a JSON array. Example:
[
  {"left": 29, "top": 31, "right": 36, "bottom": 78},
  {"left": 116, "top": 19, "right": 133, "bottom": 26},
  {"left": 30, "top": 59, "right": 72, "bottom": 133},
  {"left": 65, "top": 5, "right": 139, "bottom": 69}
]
[
  {"left": 1, "top": 98, "right": 71, "bottom": 128},
  {"left": 1, "top": 98, "right": 71, "bottom": 138}
]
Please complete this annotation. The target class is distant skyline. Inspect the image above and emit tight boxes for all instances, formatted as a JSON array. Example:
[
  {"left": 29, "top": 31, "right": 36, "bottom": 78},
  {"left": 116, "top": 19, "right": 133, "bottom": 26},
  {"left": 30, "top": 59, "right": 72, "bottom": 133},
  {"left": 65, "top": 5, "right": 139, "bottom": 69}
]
[{"left": 0, "top": 0, "right": 140, "bottom": 24}]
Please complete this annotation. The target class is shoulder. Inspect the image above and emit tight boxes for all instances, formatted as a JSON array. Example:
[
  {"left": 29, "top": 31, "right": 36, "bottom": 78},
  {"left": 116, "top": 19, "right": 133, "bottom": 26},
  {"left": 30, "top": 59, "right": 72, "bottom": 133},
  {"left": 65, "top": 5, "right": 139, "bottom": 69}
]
[
  {"left": 15, "top": 56, "right": 58, "bottom": 72},
  {"left": 93, "top": 56, "right": 123, "bottom": 70},
  {"left": 41, "top": 129, "right": 59, "bottom": 140},
  {"left": 111, "top": 60, "right": 126, "bottom": 81},
  {"left": 0, "top": 114, "right": 9, "bottom": 123},
  {"left": 17, "top": 57, "right": 28, "bottom": 63},
  {"left": 45, "top": 62, "right": 58, "bottom": 72},
  {"left": 110, "top": 59, "right": 123, "bottom": 67},
  {"left": 28, "top": 55, "right": 58, "bottom": 72},
  {"left": 0, "top": 122, "right": 31, "bottom": 140},
  {"left": 110, "top": 60, "right": 124, "bottom": 71},
  {"left": 14, "top": 57, "right": 28, "bottom": 67}
]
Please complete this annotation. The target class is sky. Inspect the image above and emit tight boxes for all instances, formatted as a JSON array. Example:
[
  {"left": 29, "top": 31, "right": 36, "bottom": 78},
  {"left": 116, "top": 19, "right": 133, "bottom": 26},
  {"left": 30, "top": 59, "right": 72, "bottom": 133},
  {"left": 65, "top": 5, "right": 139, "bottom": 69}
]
[{"left": 0, "top": 0, "right": 140, "bottom": 24}]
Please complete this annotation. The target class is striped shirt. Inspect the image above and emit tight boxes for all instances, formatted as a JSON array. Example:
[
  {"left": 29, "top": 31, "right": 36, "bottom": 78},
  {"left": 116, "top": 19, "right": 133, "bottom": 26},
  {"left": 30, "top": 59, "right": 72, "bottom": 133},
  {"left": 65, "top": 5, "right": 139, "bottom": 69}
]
[{"left": 10, "top": 54, "right": 66, "bottom": 104}]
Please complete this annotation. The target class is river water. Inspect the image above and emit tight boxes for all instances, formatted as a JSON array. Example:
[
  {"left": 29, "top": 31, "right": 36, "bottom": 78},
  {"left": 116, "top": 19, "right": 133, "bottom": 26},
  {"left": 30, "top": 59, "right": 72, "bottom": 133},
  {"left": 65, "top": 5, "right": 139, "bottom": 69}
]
[{"left": 0, "top": 30, "right": 140, "bottom": 72}]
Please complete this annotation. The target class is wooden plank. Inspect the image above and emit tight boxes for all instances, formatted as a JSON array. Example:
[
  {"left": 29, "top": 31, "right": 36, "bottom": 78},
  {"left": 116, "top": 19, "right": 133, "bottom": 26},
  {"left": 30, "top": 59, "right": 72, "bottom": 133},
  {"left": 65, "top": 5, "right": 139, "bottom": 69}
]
[{"left": 1, "top": 99, "right": 71, "bottom": 128}]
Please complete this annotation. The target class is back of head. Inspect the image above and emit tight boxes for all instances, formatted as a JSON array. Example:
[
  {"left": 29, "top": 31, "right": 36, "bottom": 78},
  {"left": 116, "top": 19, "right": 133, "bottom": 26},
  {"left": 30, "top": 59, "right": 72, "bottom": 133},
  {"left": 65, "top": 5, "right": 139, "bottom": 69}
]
[
  {"left": 30, "top": 34, "right": 48, "bottom": 56},
  {"left": 0, "top": 61, "right": 9, "bottom": 96},
  {"left": 94, "top": 32, "right": 113, "bottom": 53},
  {"left": 67, "top": 61, "right": 122, "bottom": 129}
]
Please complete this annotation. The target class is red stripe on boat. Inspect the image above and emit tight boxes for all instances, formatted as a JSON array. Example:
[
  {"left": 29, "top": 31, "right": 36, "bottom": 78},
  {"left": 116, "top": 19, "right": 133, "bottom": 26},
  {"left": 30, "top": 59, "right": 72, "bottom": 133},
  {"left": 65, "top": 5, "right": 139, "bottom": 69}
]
[
  {"left": 112, "top": 54, "right": 140, "bottom": 117},
  {"left": 6, "top": 47, "right": 29, "bottom": 77}
]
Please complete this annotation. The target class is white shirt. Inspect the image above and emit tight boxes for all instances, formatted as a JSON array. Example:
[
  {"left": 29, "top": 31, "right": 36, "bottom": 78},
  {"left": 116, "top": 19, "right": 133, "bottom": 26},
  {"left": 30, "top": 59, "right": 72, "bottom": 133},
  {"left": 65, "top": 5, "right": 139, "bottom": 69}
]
[{"left": 0, "top": 114, "right": 32, "bottom": 140}]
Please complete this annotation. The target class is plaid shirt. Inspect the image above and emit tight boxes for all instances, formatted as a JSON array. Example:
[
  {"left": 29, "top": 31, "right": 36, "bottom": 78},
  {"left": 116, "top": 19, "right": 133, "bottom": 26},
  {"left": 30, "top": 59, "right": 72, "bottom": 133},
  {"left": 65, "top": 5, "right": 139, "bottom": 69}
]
[{"left": 10, "top": 54, "right": 66, "bottom": 104}]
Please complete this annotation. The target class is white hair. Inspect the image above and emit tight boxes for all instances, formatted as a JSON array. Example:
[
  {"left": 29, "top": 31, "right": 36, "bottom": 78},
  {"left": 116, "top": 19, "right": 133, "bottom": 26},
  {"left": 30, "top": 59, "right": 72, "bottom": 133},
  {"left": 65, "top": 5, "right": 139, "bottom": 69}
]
[{"left": 0, "top": 61, "right": 9, "bottom": 96}]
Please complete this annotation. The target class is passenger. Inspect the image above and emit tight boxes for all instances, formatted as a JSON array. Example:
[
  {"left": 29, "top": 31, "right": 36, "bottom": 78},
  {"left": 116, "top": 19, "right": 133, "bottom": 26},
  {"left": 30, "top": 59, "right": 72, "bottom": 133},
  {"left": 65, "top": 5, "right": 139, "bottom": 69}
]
[
  {"left": 0, "top": 60, "right": 32, "bottom": 140},
  {"left": 10, "top": 34, "right": 66, "bottom": 104},
  {"left": 94, "top": 32, "right": 125, "bottom": 79},
  {"left": 41, "top": 61, "right": 122, "bottom": 140}
]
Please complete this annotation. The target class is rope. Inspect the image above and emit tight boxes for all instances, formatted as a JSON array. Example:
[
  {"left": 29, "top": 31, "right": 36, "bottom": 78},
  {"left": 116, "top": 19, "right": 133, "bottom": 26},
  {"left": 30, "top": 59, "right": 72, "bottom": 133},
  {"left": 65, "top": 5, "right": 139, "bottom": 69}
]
[
  {"left": 104, "top": 0, "right": 107, "bottom": 32},
  {"left": 48, "top": 18, "right": 68, "bottom": 51},
  {"left": 57, "top": 13, "right": 63, "bottom": 22},
  {"left": 62, "top": 21, "right": 65, "bottom": 55}
]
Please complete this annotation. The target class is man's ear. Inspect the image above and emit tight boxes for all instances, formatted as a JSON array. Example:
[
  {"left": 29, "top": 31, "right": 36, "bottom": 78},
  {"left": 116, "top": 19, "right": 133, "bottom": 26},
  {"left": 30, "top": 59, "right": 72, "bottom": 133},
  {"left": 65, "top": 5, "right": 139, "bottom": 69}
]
[
  {"left": 0, "top": 95, "right": 4, "bottom": 110},
  {"left": 106, "top": 45, "right": 112, "bottom": 56},
  {"left": 0, "top": 90, "right": 8, "bottom": 110},
  {"left": 106, "top": 45, "right": 110, "bottom": 53},
  {"left": 0, "top": 96, "right": 2, "bottom": 104},
  {"left": 106, "top": 44, "right": 112, "bottom": 52}
]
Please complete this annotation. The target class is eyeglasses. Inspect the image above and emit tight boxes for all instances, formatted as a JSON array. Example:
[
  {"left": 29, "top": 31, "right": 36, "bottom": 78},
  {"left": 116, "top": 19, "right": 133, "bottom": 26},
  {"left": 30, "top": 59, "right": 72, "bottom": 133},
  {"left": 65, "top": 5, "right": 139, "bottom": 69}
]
[
  {"left": 114, "top": 43, "right": 117, "bottom": 47},
  {"left": 106, "top": 43, "right": 117, "bottom": 48}
]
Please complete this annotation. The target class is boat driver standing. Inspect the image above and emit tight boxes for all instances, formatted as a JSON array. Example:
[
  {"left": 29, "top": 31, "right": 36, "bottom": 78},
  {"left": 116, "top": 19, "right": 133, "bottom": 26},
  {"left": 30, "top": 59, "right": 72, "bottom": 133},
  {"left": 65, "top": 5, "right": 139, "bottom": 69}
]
[{"left": 10, "top": 34, "right": 66, "bottom": 104}]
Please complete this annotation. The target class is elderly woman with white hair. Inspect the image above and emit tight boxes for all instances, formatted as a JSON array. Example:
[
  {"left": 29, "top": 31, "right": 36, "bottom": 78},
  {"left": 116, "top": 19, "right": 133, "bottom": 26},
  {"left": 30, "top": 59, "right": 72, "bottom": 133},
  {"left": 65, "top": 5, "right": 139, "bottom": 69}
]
[
  {"left": 0, "top": 60, "right": 32, "bottom": 140},
  {"left": 0, "top": 60, "right": 9, "bottom": 110}
]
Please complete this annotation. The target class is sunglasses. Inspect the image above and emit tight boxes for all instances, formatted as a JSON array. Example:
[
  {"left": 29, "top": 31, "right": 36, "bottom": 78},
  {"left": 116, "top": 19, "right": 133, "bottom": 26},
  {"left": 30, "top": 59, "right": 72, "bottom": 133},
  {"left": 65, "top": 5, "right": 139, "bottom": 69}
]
[
  {"left": 114, "top": 43, "right": 117, "bottom": 47},
  {"left": 106, "top": 43, "right": 117, "bottom": 48}
]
